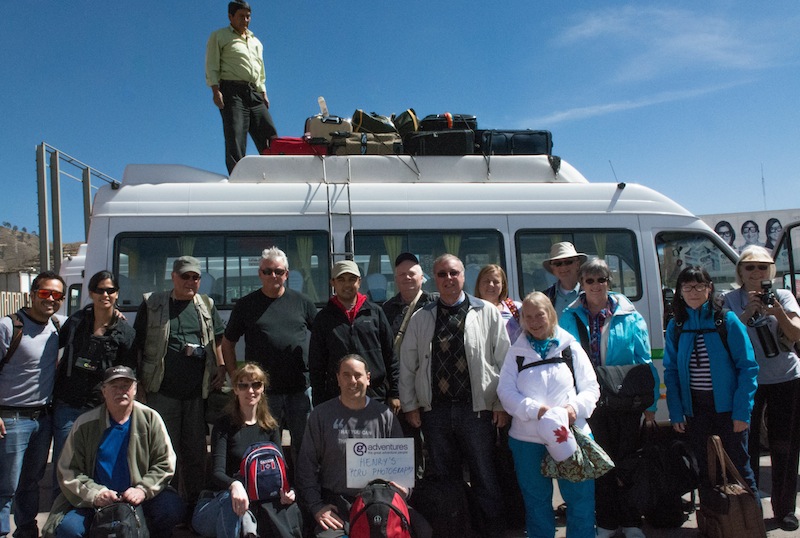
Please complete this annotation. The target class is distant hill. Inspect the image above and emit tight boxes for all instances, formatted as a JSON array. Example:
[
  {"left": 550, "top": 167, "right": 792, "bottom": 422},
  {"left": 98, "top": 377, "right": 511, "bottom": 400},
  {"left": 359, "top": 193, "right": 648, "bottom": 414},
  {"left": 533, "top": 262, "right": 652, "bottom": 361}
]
[{"left": 0, "top": 225, "right": 82, "bottom": 273}]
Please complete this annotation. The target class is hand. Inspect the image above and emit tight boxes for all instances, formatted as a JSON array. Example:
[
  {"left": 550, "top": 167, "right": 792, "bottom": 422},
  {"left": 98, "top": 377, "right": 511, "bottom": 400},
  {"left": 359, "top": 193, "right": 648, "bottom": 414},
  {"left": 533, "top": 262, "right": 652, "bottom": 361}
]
[
  {"left": 93, "top": 489, "right": 120, "bottom": 507},
  {"left": 229, "top": 481, "right": 250, "bottom": 517},
  {"left": 0, "top": 417, "right": 6, "bottom": 437},
  {"left": 744, "top": 291, "right": 766, "bottom": 319},
  {"left": 280, "top": 488, "right": 296, "bottom": 505},
  {"left": 405, "top": 409, "right": 421, "bottom": 428},
  {"left": 537, "top": 405, "right": 551, "bottom": 420},
  {"left": 314, "top": 504, "right": 345, "bottom": 530},
  {"left": 672, "top": 422, "right": 686, "bottom": 434},
  {"left": 733, "top": 420, "right": 749, "bottom": 433},
  {"left": 213, "top": 88, "right": 224, "bottom": 110},
  {"left": 387, "top": 397, "right": 401, "bottom": 415},
  {"left": 211, "top": 365, "right": 226, "bottom": 390},
  {"left": 389, "top": 482, "right": 409, "bottom": 499},
  {"left": 262, "top": 93, "right": 270, "bottom": 108},
  {"left": 563, "top": 405, "right": 577, "bottom": 425},
  {"left": 121, "top": 487, "right": 146, "bottom": 506},
  {"left": 493, "top": 410, "right": 509, "bottom": 429},
  {"left": 643, "top": 410, "right": 657, "bottom": 423}
]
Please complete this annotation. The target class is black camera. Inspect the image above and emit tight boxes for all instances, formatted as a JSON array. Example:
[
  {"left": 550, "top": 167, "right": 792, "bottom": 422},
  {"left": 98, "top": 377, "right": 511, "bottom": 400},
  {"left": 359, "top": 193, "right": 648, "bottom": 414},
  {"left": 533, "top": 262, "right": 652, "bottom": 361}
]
[{"left": 758, "top": 280, "right": 776, "bottom": 307}]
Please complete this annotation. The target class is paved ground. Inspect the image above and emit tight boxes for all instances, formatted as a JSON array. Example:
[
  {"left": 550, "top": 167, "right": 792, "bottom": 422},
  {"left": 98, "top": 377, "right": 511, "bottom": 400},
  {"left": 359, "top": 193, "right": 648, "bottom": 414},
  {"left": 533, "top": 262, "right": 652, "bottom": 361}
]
[{"left": 12, "top": 452, "right": 798, "bottom": 537}]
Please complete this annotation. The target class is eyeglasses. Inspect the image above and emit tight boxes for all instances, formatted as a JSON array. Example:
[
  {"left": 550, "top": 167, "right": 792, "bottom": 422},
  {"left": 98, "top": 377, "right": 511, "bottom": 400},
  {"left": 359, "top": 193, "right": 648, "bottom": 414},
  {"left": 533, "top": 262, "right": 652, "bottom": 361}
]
[
  {"left": 680, "top": 284, "right": 709, "bottom": 293},
  {"left": 237, "top": 381, "right": 264, "bottom": 391},
  {"left": 743, "top": 264, "right": 770, "bottom": 271},
  {"left": 742, "top": 226, "right": 757, "bottom": 233},
  {"left": 35, "top": 289, "right": 65, "bottom": 301},
  {"left": 261, "top": 268, "right": 287, "bottom": 277},
  {"left": 436, "top": 270, "right": 461, "bottom": 278},
  {"left": 718, "top": 230, "right": 732, "bottom": 237},
  {"left": 550, "top": 259, "right": 576, "bottom": 267},
  {"left": 93, "top": 287, "right": 119, "bottom": 295},
  {"left": 180, "top": 273, "right": 201, "bottom": 281},
  {"left": 583, "top": 277, "right": 609, "bottom": 285}
]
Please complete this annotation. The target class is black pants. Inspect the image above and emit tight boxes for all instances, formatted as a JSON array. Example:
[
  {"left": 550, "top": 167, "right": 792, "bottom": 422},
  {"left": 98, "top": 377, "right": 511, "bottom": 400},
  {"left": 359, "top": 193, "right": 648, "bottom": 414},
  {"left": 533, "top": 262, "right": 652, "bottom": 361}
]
[
  {"left": 219, "top": 80, "right": 277, "bottom": 173},
  {"left": 749, "top": 377, "right": 800, "bottom": 519},
  {"left": 588, "top": 407, "right": 643, "bottom": 530}
]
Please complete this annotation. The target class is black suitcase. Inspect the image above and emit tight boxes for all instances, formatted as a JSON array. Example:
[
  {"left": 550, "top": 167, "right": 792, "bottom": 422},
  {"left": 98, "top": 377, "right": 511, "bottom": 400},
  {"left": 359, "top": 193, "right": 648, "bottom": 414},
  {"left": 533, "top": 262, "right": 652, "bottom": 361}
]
[
  {"left": 419, "top": 113, "right": 477, "bottom": 131},
  {"left": 477, "top": 129, "right": 553, "bottom": 155},
  {"left": 404, "top": 130, "right": 475, "bottom": 156}
]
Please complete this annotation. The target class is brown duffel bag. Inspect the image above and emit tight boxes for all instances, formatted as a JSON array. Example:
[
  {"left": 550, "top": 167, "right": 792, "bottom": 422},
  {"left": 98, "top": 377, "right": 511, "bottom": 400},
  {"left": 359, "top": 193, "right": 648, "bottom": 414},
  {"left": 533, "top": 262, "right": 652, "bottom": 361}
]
[
  {"left": 697, "top": 435, "right": 766, "bottom": 538},
  {"left": 331, "top": 132, "right": 402, "bottom": 155}
]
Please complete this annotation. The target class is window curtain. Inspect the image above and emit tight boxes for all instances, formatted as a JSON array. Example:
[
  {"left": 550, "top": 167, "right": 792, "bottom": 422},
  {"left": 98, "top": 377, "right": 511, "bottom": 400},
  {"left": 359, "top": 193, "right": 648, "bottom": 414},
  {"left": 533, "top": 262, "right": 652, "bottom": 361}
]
[
  {"left": 443, "top": 234, "right": 461, "bottom": 257},
  {"left": 383, "top": 236, "right": 403, "bottom": 268},
  {"left": 295, "top": 236, "right": 317, "bottom": 300}
]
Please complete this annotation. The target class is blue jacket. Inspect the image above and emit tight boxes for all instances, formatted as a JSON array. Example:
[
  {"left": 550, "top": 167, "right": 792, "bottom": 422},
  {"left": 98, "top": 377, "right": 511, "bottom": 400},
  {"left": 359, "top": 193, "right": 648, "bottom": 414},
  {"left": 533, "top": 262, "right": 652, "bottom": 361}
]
[
  {"left": 663, "top": 302, "right": 758, "bottom": 424},
  {"left": 560, "top": 292, "right": 659, "bottom": 413}
]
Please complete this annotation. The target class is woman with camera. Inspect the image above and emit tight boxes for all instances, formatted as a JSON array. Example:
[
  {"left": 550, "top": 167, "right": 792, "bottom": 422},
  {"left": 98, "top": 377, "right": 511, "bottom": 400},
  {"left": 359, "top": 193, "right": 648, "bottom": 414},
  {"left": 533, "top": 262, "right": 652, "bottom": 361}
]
[{"left": 722, "top": 246, "right": 800, "bottom": 531}]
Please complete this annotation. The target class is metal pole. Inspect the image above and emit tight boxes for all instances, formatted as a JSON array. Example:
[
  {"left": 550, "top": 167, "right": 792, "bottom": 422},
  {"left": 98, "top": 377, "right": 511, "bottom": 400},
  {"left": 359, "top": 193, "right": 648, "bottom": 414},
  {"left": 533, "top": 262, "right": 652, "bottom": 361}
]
[
  {"left": 50, "top": 150, "right": 63, "bottom": 274},
  {"left": 82, "top": 168, "right": 92, "bottom": 240},
  {"left": 36, "top": 144, "right": 50, "bottom": 271}
]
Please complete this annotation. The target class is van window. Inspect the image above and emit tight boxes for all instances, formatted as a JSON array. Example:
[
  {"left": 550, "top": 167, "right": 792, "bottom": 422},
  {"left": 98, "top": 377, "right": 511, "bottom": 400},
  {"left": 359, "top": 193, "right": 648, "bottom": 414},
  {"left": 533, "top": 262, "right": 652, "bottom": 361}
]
[
  {"left": 66, "top": 284, "right": 81, "bottom": 316},
  {"left": 516, "top": 230, "right": 641, "bottom": 300},
  {"left": 352, "top": 230, "right": 505, "bottom": 300},
  {"left": 114, "top": 232, "right": 329, "bottom": 309},
  {"left": 655, "top": 231, "right": 738, "bottom": 331}
]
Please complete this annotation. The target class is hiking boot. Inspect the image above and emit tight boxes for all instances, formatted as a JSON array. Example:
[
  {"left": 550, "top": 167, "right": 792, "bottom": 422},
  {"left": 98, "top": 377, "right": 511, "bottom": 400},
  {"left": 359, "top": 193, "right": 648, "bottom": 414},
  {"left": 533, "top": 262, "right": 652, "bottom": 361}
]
[{"left": 780, "top": 513, "right": 799, "bottom": 531}]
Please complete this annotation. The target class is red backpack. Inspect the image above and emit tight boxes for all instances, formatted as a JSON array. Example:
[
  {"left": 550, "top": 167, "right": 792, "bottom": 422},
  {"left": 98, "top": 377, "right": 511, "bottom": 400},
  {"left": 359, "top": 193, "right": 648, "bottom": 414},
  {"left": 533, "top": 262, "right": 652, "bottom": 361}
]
[
  {"left": 349, "top": 479, "right": 411, "bottom": 538},
  {"left": 239, "top": 442, "right": 289, "bottom": 501}
]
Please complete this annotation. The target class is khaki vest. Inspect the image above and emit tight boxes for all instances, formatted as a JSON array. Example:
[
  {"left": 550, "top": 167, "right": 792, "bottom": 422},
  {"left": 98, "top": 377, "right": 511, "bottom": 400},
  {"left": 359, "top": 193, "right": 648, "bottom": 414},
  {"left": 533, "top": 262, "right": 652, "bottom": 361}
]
[{"left": 139, "top": 291, "right": 217, "bottom": 398}]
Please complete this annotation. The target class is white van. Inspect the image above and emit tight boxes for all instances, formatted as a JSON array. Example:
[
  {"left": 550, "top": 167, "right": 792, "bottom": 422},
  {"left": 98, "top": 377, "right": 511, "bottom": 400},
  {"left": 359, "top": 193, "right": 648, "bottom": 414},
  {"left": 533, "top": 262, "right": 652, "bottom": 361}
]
[{"left": 69, "top": 153, "right": 745, "bottom": 411}]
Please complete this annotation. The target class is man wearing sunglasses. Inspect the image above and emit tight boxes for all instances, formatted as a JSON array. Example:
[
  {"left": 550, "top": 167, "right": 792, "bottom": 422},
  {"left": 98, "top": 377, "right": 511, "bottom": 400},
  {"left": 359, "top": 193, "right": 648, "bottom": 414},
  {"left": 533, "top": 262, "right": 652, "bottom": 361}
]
[
  {"left": 0, "top": 271, "right": 66, "bottom": 538},
  {"left": 398, "top": 254, "right": 510, "bottom": 537},
  {"left": 222, "top": 247, "right": 317, "bottom": 472},
  {"left": 542, "top": 242, "right": 587, "bottom": 315},
  {"left": 133, "top": 256, "right": 226, "bottom": 515}
]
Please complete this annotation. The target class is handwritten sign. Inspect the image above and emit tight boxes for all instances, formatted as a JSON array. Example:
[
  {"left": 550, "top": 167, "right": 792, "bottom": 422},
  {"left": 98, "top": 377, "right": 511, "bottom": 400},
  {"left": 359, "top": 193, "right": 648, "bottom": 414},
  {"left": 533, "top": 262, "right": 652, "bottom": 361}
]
[{"left": 345, "top": 438, "right": 414, "bottom": 489}]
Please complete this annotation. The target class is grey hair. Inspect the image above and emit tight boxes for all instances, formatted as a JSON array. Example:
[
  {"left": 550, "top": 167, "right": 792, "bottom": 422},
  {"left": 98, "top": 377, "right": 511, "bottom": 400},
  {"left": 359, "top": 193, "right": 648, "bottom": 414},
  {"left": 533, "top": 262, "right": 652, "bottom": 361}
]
[
  {"left": 261, "top": 247, "right": 289, "bottom": 269},
  {"left": 433, "top": 253, "right": 464, "bottom": 272},
  {"left": 578, "top": 258, "right": 612, "bottom": 285}
]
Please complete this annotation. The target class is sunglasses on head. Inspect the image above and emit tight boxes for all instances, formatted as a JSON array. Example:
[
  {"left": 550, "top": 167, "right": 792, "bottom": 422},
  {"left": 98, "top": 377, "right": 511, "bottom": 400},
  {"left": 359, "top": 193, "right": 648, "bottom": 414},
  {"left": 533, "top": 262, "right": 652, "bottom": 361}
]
[
  {"left": 35, "top": 289, "right": 65, "bottom": 301},
  {"left": 237, "top": 381, "right": 264, "bottom": 391},
  {"left": 93, "top": 287, "right": 119, "bottom": 295},
  {"left": 436, "top": 270, "right": 461, "bottom": 278},
  {"left": 583, "top": 277, "right": 609, "bottom": 285},
  {"left": 743, "top": 264, "right": 770, "bottom": 271},
  {"left": 180, "top": 273, "right": 201, "bottom": 281},
  {"left": 550, "top": 259, "right": 576, "bottom": 267},
  {"left": 261, "top": 268, "right": 287, "bottom": 277}
]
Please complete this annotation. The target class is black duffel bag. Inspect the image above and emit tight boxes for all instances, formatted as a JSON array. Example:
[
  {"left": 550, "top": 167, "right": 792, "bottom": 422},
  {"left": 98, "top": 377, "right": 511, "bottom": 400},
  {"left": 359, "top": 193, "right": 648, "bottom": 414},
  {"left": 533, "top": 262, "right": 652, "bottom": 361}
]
[
  {"left": 595, "top": 363, "right": 655, "bottom": 412},
  {"left": 89, "top": 502, "right": 149, "bottom": 538}
]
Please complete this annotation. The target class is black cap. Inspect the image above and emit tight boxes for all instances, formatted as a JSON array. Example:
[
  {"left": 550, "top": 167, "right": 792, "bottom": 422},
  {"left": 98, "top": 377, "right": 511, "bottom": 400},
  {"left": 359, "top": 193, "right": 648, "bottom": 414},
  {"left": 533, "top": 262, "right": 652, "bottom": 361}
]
[
  {"left": 394, "top": 252, "right": 419, "bottom": 267},
  {"left": 103, "top": 365, "right": 137, "bottom": 383}
]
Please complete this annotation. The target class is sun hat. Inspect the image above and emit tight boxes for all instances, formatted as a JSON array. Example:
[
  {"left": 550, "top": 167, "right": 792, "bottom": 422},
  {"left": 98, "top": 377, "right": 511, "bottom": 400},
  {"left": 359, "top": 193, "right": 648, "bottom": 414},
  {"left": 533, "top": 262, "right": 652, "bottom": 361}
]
[
  {"left": 542, "top": 242, "right": 588, "bottom": 274},
  {"left": 332, "top": 260, "right": 361, "bottom": 278},
  {"left": 737, "top": 246, "right": 774, "bottom": 266},
  {"left": 537, "top": 407, "right": 578, "bottom": 462}
]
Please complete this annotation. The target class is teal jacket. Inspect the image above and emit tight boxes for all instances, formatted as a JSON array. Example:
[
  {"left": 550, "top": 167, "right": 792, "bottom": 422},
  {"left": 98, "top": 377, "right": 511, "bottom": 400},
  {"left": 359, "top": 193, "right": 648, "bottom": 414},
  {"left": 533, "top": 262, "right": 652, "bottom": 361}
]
[
  {"left": 560, "top": 292, "right": 659, "bottom": 413},
  {"left": 663, "top": 302, "right": 758, "bottom": 424}
]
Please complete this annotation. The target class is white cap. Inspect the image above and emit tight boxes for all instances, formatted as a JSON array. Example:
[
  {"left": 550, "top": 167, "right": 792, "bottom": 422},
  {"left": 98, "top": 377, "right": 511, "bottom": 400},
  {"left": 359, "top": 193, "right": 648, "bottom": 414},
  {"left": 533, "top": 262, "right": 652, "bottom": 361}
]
[{"left": 537, "top": 407, "right": 578, "bottom": 462}]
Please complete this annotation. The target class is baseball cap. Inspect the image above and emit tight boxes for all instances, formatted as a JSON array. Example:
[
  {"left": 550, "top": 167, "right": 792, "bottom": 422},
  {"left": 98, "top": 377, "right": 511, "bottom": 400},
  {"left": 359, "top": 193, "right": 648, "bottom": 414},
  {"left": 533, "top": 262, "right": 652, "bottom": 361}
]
[
  {"left": 537, "top": 407, "right": 578, "bottom": 462},
  {"left": 394, "top": 252, "right": 419, "bottom": 267},
  {"left": 173, "top": 256, "right": 201, "bottom": 275},
  {"left": 332, "top": 260, "right": 360, "bottom": 279},
  {"left": 103, "top": 365, "right": 137, "bottom": 383}
]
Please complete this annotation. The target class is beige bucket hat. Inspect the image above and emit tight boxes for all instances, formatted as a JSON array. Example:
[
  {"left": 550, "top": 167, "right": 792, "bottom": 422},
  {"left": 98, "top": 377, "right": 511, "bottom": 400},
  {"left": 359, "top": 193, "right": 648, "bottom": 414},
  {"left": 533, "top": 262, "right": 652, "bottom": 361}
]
[{"left": 542, "top": 242, "right": 588, "bottom": 274}]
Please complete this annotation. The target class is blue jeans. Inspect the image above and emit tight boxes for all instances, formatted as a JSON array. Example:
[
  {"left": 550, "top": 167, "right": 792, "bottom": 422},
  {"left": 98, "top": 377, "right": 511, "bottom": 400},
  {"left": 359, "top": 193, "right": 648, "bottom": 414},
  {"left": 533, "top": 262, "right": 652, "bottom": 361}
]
[
  {"left": 192, "top": 491, "right": 256, "bottom": 538},
  {"left": 56, "top": 489, "right": 185, "bottom": 538},
  {"left": 0, "top": 410, "right": 52, "bottom": 537},
  {"left": 509, "top": 437, "right": 595, "bottom": 538},
  {"left": 420, "top": 402, "right": 503, "bottom": 534},
  {"left": 51, "top": 402, "right": 89, "bottom": 502},
  {"left": 267, "top": 389, "right": 312, "bottom": 468}
]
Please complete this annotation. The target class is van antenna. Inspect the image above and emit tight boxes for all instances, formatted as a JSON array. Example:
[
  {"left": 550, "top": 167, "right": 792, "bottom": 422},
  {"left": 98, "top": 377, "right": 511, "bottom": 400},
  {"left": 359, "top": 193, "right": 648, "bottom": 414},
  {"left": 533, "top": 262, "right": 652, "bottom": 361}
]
[
  {"left": 608, "top": 160, "right": 619, "bottom": 182},
  {"left": 761, "top": 163, "right": 767, "bottom": 210}
]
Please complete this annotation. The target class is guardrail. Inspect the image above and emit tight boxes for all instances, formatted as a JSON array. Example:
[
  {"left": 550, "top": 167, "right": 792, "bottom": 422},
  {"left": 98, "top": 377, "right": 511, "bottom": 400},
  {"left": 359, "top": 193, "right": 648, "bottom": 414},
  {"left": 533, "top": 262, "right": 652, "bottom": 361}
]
[{"left": 1, "top": 291, "right": 29, "bottom": 317}]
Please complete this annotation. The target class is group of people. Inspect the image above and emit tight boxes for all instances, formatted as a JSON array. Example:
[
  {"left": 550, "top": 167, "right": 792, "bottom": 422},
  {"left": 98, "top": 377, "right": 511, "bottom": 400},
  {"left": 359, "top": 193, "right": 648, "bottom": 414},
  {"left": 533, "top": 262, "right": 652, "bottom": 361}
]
[{"left": 3, "top": 239, "right": 800, "bottom": 538}]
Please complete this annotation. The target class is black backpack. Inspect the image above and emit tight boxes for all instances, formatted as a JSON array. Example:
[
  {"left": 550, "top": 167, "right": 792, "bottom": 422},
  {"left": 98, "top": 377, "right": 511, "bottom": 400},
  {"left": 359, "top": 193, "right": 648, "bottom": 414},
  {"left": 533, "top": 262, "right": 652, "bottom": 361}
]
[{"left": 89, "top": 502, "right": 149, "bottom": 538}]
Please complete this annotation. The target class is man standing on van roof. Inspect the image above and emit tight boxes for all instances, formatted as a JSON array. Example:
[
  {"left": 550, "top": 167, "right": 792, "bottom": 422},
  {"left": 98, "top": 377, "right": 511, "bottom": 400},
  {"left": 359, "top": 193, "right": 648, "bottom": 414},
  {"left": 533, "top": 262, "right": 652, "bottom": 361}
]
[
  {"left": 399, "top": 253, "right": 510, "bottom": 536},
  {"left": 221, "top": 247, "right": 317, "bottom": 469},
  {"left": 0, "top": 271, "right": 65, "bottom": 538},
  {"left": 542, "top": 242, "right": 587, "bottom": 315},
  {"left": 206, "top": 0, "right": 278, "bottom": 174},
  {"left": 309, "top": 260, "right": 399, "bottom": 412},
  {"left": 133, "top": 256, "right": 226, "bottom": 511}
]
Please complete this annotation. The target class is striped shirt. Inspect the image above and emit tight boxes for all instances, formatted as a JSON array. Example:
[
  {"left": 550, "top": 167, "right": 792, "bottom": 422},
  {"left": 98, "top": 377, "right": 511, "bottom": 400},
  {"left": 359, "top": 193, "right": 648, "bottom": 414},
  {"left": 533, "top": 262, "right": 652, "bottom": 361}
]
[{"left": 689, "top": 333, "right": 713, "bottom": 391}]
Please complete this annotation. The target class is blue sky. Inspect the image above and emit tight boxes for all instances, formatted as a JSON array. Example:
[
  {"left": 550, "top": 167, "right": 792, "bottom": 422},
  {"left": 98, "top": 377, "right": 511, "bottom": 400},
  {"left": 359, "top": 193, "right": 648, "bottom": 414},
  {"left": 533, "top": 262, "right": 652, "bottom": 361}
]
[{"left": 2, "top": 1, "right": 799, "bottom": 243}]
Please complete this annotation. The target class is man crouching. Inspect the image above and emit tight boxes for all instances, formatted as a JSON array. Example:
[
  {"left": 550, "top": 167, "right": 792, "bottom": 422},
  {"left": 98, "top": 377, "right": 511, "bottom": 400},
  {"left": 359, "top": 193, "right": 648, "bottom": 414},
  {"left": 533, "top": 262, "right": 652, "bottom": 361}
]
[{"left": 43, "top": 366, "right": 184, "bottom": 538}]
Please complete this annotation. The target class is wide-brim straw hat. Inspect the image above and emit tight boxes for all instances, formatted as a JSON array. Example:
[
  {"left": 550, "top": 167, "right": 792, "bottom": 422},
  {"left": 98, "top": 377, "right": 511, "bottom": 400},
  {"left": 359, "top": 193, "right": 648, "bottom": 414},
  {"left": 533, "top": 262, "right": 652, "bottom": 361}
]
[{"left": 543, "top": 242, "right": 588, "bottom": 274}]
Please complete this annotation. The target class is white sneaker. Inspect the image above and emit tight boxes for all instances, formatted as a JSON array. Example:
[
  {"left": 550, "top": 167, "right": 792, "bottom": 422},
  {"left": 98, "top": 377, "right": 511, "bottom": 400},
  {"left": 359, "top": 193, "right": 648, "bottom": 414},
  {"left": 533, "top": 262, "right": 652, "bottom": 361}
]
[
  {"left": 622, "top": 527, "right": 646, "bottom": 538},
  {"left": 596, "top": 527, "right": 618, "bottom": 538}
]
